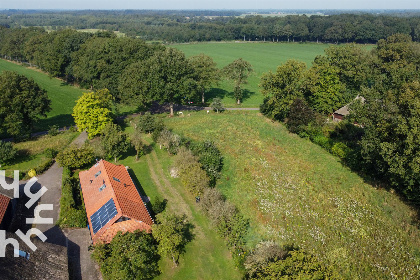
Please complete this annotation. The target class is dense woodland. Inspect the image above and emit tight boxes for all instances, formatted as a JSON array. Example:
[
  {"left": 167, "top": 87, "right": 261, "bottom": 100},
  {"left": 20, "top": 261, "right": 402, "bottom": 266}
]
[{"left": 1, "top": 10, "right": 420, "bottom": 43}]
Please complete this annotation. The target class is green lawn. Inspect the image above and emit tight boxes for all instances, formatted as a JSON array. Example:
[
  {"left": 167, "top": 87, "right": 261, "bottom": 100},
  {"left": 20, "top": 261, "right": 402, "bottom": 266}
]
[
  {"left": 172, "top": 42, "right": 329, "bottom": 107},
  {"left": 164, "top": 110, "right": 420, "bottom": 279},
  {"left": 1, "top": 131, "right": 79, "bottom": 177},
  {"left": 118, "top": 132, "right": 242, "bottom": 279}
]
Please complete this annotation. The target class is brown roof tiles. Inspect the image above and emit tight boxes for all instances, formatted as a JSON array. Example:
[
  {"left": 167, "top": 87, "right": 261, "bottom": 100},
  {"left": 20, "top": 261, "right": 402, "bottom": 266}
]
[{"left": 0, "top": 194, "right": 11, "bottom": 224}]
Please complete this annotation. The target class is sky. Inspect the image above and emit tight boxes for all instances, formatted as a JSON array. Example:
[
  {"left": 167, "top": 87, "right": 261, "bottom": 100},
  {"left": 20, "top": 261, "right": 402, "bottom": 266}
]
[{"left": 1, "top": 0, "right": 420, "bottom": 10}]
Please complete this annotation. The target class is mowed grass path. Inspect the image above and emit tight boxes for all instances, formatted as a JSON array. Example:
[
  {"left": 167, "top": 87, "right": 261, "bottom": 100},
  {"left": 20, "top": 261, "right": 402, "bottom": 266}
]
[
  {"left": 0, "top": 59, "right": 84, "bottom": 131},
  {"left": 119, "top": 133, "right": 242, "bottom": 280},
  {"left": 165, "top": 111, "right": 420, "bottom": 279},
  {"left": 173, "top": 42, "right": 329, "bottom": 107}
]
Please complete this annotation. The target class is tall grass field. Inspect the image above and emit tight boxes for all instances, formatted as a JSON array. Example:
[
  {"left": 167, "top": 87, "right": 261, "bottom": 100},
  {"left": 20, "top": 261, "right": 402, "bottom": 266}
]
[
  {"left": 165, "top": 110, "right": 420, "bottom": 279},
  {"left": 173, "top": 42, "right": 329, "bottom": 107}
]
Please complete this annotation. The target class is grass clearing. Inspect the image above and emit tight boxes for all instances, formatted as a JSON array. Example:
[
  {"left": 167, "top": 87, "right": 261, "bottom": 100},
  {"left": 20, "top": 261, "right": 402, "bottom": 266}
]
[
  {"left": 119, "top": 132, "right": 242, "bottom": 280},
  {"left": 1, "top": 131, "right": 79, "bottom": 177},
  {"left": 164, "top": 110, "right": 420, "bottom": 279},
  {"left": 173, "top": 42, "right": 329, "bottom": 107}
]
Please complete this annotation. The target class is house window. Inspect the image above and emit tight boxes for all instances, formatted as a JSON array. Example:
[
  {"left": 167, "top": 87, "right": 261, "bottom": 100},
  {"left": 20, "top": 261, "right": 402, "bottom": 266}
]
[
  {"left": 95, "top": 171, "right": 101, "bottom": 178},
  {"left": 99, "top": 184, "right": 106, "bottom": 192},
  {"left": 113, "top": 177, "right": 120, "bottom": 182}
]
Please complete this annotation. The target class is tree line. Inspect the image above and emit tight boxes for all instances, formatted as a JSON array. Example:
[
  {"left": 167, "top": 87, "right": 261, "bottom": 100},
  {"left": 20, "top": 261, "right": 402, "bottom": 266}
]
[
  {"left": 260, "top": 34, "right": 420, "bottom": 205},
  {"left": 1, "top": 10, "right": 420, "bottom": 43}
]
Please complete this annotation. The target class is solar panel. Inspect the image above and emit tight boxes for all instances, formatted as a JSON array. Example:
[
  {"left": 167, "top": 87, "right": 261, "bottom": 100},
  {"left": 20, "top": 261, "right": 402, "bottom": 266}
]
[{"left": 90, "top": 198, "right": 118, "bottom": 234}]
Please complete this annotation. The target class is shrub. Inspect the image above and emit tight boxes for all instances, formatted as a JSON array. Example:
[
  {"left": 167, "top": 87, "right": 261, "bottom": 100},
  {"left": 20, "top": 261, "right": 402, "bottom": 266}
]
[
  {"left": 157, "top": 128, "right": 182, "bottom": 155},
  {"left": 57, "top": 167, "right": 87, "bottom": 228},
  {"left": 189, "top": 141, "right": 223, "bottom": 185},
  {"left": 48, "top": 125, "right": 60, "bottom": 136},
  {"left": 137, "top": 112, "right": 157, "bottom": 134},
  {"left": 331, "top": 142, "right": 351, "bottom": 159},
  {"left": 210, "top": 97, "right": 225, "bottom": 113},
  {"left": 174, "top": 147, "right": 210, "bottom": 196},
  {"left": 286, "top": 98, "right": 315, "bottom": 134},
  {"left": 44, "top": 148, "right": 58, "bottom": 159},
  {"left": 56, "top": 144, "right": 95, "bottom": 169},
  {"left": 245, "top": 241, "right": 289, "bottom": 278},
  {"left": 0, "top": 140, "right": 18, "bottom": 165},
  {"left": 312, "top": 135, "right": 332, "bottom": 151},
  {"left": 92, "top": 231, "right": 160, "bottom": 280}
]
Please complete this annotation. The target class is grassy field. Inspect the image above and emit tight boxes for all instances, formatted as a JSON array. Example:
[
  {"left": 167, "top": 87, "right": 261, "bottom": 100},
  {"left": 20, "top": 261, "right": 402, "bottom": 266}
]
[
  {"left": 164, "top": 110, "right": 420, "bottom": 279},
  {"left": 118, "top": 131, "right": 242, "bottom": 279},
  {"left": 172, "top": 42, "right": 329, "bottom": 107},
  {"left": 1, "top": 131, "right": 79, "bottom": 177},
  {"left": 0, "top": 59, "right": 85, "bottom": 131}
]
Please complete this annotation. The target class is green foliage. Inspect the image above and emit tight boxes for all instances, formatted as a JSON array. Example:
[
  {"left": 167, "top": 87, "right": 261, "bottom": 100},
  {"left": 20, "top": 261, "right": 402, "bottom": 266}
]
[
  {"left": 131, "top": 129, "right": 144, "bottom": 161},
  {"left": 0, "top": 71, "right": 51, "bottom": 138},
  {"left": 152, "top": 211, "right": 193, "bottom": 266},
  {"left": 244, "top": 241, "right": 289, "bottom": 278},
  {"left": 48, "top": 125, "right": 60, "bottom": 136},
  {"left": 44, "top": 148, "right": 58, "bottom": 159},
  {"left": 156, "top": 128, "right": 182, "bottom": 155},
  {"left": 174, "top": 147, "right": 210, "bottom": 196},
  {"left": 223, "top": 58, "right": 253, "bottom": 104},
  {"left": 120, "top": 47, "right": 198, "bottom": 115},
  {"left": 0, "top": 140, "right": 18, "bottom": 165},
  {"left": 92, "top": 231, "right": 160, "bottom": 280},
  {"left": 100, "top": 123, "right": 131, "bottom": 163},
  {"left": 331, "top": 142, "right": 351, "bottom": 159},
  {"left": 189, "top": 140, "right": 223, "bottom": 184},
  {"left": 188, "top": 54, "right": 220, "bottom": 103},
  {"left": 137, "top": 112, "right": 159, "bottom": 134},
  {"left": 57, "top": 168, "right": 87, "bottom": 228},
  {"left": 260, "top": 60, "right": 307, "bottom": 121},
  {"left": 56, "top": 144, "right": 95, "bottom": 169},
  {"left": 72, "top": 89, "right": 114, "bottom": 139},
  {"left": 303, "top": 56, "right": 345, "bottom": 114},
  {"left": 151, "top": 196, "right": 168, "bottom": 216},
  {"left": 286, "top": 98, "right": 315, "bottom": 134},
  {"left": 210, "top": 97, "right": 225, "bottom": 113},
  {"left": 256, "top": 249, "right": 332, "bottom": 279},
  {"left": 201, "top": 188, "right": 249, "bottom": 250}
]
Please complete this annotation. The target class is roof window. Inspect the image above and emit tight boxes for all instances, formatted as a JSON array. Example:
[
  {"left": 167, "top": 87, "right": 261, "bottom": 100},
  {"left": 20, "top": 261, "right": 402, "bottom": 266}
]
[
  {"left": 113, "top": 177, "right": 120, "bottom": 182},
  {"left": 95, "top": 171, "right": 101, "bottom": 178},
  {"left": 99, "top": 184, "right": 106, "bottom": 192}
]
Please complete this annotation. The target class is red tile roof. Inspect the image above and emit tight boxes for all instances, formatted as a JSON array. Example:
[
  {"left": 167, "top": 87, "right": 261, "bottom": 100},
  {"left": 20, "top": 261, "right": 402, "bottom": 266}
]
[
  {"left": 98, "top": 220, "right": 152, "bottom": 244},
  {"left": 0, "top": 194, "right": 11, "bottom": 225},
  {"left": 79, "top": 160, "right": 153, "bottom": 244}
]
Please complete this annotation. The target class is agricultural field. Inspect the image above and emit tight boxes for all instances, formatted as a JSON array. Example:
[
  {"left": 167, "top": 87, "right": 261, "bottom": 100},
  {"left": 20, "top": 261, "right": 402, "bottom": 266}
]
[
  {"left": 164, "top": 110, "right": 420, "bottom": 279},
  {"left": 173, "top": 42, "right": 330, "bottom": 107}
]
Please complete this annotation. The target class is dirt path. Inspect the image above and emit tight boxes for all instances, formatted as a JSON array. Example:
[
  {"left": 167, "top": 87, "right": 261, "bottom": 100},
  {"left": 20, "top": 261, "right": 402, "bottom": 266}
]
[{"left": 145, "top": 148, "right": 205, "bottom": 238}]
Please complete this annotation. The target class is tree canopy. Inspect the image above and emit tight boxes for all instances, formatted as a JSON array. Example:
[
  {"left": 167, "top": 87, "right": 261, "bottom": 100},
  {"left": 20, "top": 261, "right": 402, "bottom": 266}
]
[
  {"left": 0, "top": 71, "right": 51, "bottom": 138},
  {"left": 223, "top": 58, "right": 253, "bottom": 104},
  {"left": 72, "top": 89, "right": 113, "bottom": 139}
]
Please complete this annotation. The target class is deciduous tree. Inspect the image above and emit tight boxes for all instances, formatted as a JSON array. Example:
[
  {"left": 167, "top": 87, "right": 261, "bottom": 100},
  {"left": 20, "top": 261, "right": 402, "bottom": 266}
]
[
  {"left": 100, "top": 123, "right": 131, "bottom": 163},
  {"left": 72, "top": 89, "right": 113, "bottom": 139},
  {"left": 223, "top": 58, "right": 253, "bottom": 105},
  {"left": 188, "top": 54, "right": 220, "bottom": 104}
]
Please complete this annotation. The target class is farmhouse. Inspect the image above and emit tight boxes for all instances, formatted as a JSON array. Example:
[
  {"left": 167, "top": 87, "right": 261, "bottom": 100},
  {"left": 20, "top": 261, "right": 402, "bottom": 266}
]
[{"left": 79, "top": 160, "right": 153, "bottom": 244}]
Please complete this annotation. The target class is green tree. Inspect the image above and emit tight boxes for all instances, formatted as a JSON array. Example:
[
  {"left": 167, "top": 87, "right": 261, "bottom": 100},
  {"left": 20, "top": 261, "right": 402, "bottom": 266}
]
[
  {"left": 0, "top": 141, "right": 18, "bottom": 165},
  {"left": 92, "top": 231, "right": 160, "bottom": 280},
  {"left": 223, "top": 58, "right": 253, "bottom": 105},
  {"left": 56, "top": 144, "right": 95, "bottom": 169},
  {"left": 286, "top": 98, "right": 315, "bottom": 134},
  {"left": 119, "top": 48, "right": 198, "bottom": 116},
  {"left": 260, "top": 60, "right": 307, "bottom": 121},
  {"left": 72, "top": 89, "right": 113, "bottom": 139},
  {"left": 152, "top": 211, "right": 193, "bottom": 267},
  {"left": 302, "top": 56, "right": 345, "bottom": 115},
  {"left": 137, "top": 112, "right": 157, "bottom": 134},
  {"left": 131, "top": 129, "right": 144, "bottom": 161},
  {"left": 0, "top": 71, "right": 51, "bottom": 138},
  {"left": 188, "top": 54, "right": 220, "bottom": 104},
  {"left": 210, "top": 97, "right": 224, "bottom": 113},
  {"left": 100, "top": 123, "right": 131, "bottom": 163}
]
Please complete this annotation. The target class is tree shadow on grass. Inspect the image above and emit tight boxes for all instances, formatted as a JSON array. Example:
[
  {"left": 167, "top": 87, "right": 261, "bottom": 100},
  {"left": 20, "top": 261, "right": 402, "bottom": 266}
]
[
  {"left": 35, "top": 114, "right": 74, "bottom": 132},
  {"left": 126, "top": 168, "right": 154, "bottom": 214},
  {"left": 206, "top": 87, "right": 229, "bottom": 104}
]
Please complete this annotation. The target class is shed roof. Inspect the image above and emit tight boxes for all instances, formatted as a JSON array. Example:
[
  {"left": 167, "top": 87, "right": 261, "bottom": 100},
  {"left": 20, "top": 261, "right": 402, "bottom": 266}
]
[{"left": 79, "top": 160, "right": 153, "bottom": 244}]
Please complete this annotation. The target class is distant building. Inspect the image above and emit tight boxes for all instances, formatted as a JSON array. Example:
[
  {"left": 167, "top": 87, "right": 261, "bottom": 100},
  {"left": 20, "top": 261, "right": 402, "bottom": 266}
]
[
  {"left": 79, "top": 160, "right": 153, "bottom": 244},
  {"left": 333, "top": 96, "right": 365, "bottom": 122},
  {"left": 0, "top": 177, "right": 18, "bottom": 231}
]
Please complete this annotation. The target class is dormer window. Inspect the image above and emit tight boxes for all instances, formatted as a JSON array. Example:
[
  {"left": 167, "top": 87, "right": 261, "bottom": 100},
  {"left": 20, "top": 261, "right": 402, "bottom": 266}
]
[
  {"left": 95, "top": 171, "right": 101, "bottom": 178},
  {"left": 99, "top": 184, "right": 106, "bottom": 192},
  {"left": 113, "top": 177, "right": 120, "bottom": 182}
]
